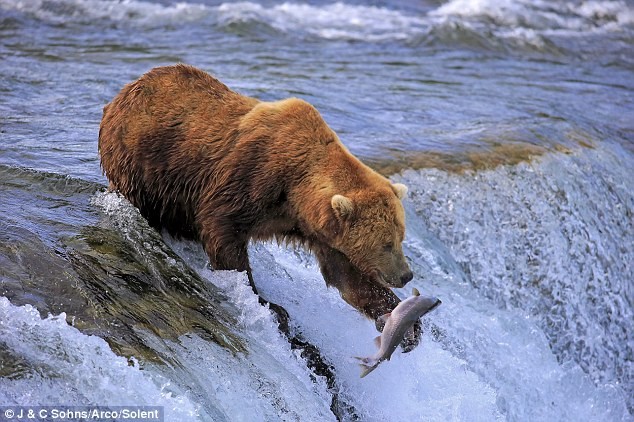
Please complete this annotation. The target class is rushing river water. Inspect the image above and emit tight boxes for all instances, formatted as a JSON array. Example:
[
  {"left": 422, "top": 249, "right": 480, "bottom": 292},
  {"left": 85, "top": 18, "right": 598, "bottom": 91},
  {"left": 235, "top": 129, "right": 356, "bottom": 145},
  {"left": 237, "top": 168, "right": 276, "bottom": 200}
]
[{"left": 1, "top": 0, "right": 633, "bottom": 420}]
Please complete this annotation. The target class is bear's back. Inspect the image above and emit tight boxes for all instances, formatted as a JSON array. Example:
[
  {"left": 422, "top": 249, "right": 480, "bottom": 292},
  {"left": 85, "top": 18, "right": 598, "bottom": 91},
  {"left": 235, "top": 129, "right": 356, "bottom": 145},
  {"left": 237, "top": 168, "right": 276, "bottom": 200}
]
[
  {"left": 98, "top": 65, "right": 260, "bottom": 237},
  {"left": 132, "top": 64, "right": 234, "bottom": 101}
]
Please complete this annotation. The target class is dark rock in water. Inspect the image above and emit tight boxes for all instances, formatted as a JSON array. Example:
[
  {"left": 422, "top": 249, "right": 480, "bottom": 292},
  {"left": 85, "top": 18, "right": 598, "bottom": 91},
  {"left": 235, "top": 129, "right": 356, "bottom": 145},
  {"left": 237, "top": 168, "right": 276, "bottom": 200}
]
[
  {"left": 0, "top": 165, "right": 247, "bottom": 362},
  {"left": 264, "top": 294, "right": 358, "bottom": 420},
  {"left": 64, "top": 223, "right": 247, "bottom": 360},
  {"left": 0, "top": 347, "right": 32, "bottom": 381},
  {"left": 288, "top": 332, "right": 359, "bottom": 421}
]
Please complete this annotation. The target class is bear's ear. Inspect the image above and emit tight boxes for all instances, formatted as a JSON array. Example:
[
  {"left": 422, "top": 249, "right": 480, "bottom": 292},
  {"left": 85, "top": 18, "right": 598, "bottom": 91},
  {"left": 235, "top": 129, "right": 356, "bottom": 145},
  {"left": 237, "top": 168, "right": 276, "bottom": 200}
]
[
  {"left": 392, "top": 183, "right": 408, "bottom": 200},
  {"left": 331, "top": 194, "right": 354, "bottom": 220}
]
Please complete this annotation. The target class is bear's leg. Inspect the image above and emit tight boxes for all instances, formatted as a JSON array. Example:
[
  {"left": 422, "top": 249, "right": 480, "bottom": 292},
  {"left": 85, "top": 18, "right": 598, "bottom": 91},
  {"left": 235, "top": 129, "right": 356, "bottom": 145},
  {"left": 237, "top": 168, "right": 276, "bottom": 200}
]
[
  {"left": 208, "top": 240, "right": 251, "bottom": 276},
  {"left": 199, "top": 222, "right": 252, "bottom": 276},
  {"left": 314, "top": 244, "right": 422, "bottom": 352},
  {"left": 199, "top": 221, "right": 291, "bottom": 332}
]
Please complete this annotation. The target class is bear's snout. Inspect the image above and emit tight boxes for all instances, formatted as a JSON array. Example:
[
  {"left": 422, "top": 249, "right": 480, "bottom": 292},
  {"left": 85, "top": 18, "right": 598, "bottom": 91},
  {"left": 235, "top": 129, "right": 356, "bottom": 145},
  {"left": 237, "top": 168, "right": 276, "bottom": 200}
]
[
  {"left": 380, "top": 265, "right": 413, "bottom": 288},
  {"left": 400, "top": 270, "right": 414, "bottom": 285},
  {"left": 388, "top": 269, "right": 412, "bottom": 288}
]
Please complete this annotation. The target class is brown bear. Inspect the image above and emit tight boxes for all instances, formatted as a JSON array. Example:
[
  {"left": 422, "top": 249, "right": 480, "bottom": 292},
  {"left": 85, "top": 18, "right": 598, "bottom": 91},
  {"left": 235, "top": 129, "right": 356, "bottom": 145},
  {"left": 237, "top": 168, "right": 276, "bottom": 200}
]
[{"left": 99, "top": 64, "right": 417, "bottom": 347}]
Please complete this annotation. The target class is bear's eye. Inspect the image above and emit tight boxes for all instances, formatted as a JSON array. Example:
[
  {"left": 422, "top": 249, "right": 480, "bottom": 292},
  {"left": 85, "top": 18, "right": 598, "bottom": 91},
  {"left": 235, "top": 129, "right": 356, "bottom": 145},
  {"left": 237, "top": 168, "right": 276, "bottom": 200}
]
[{"left": 383, "top": 243, "right": 394, "bottom": 252}]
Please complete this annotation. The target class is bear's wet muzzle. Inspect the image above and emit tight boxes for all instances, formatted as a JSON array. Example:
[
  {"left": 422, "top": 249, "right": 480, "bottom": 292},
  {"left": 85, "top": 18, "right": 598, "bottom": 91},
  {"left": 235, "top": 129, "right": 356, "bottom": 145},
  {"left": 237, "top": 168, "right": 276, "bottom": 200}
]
[
  {"left": 400, "top": 270, "right": 414, "bottom": 285},
  {"left": 375, "top": 267, "right": 414, "bottom": 288}
]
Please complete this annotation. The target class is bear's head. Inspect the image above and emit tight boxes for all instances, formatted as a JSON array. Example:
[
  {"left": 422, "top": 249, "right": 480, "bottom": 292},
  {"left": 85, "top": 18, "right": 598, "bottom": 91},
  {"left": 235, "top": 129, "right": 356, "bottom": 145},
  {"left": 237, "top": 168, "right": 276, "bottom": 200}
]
[{"left": 328, "top": 183, "right": 413, "bottom": 288}]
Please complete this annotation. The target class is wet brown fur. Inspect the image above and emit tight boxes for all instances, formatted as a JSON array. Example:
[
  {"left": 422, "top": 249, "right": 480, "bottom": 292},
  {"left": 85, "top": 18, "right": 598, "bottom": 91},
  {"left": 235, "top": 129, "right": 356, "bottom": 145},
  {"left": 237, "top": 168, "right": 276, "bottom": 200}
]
[{"left": 99, "top": 64, "right": 413, "bottom": 323}]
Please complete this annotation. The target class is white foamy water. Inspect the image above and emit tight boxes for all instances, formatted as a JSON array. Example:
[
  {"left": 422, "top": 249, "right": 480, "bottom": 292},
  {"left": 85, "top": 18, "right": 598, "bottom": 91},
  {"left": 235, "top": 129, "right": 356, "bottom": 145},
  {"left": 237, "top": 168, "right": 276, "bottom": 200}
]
[
  {"left": 216, "top": 1, "right": 426, "bottom": 41},
  {"left": 0, "top": 0, "right": 426, "bottom": 40},
  {"left": 0, "top": 289, "right": 334, "bottom": 421},
  {"left": 0, "top": 0, "right": 209, "bottom": 25},
  {"left": 246, "top": 243, "right": 504, "bottom": 421},
  {"left": 2, "top": 0, "right": 631, "bottom": 42},
  {"left": 0, "top": 297, "right": 200, "bottom": 421},
  {"left": 395, "top": 142, "right": 634, "bottom": 419},
  {"left": 430, "top": 0, "right": 634, "bottom": 32},
  {"left": 1, "top": 146, "right": 631, "bottom": 420}
]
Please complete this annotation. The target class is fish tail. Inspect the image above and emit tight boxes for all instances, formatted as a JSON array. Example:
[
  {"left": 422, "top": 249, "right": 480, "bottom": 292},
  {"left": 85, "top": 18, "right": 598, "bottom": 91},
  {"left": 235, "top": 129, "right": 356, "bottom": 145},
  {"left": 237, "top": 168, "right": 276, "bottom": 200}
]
[{"left": 354, "top": 356, "right": 379, "bottom": 378}]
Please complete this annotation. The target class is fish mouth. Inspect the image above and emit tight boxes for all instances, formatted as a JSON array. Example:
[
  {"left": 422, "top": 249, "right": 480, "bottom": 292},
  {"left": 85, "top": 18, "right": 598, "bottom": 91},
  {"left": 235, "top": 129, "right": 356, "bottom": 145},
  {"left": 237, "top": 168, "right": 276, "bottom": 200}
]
[{"left": 428, "top": 299, "right": 442, "bottom": 313}]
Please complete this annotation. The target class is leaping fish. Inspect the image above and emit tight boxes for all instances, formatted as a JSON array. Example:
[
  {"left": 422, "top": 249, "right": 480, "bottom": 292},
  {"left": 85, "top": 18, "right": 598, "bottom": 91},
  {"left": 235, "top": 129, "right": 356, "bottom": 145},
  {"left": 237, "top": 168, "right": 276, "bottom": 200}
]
[{"left": 356, "top": 288, "right": 441, "bottom": 378}]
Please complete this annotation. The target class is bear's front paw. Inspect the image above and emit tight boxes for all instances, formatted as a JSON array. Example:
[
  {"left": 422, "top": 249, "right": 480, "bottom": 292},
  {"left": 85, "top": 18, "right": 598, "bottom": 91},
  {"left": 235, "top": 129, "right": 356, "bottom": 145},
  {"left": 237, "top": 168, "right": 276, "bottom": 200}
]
[{"left": 400, "top": 319, "right": 422, "bottom": 353}]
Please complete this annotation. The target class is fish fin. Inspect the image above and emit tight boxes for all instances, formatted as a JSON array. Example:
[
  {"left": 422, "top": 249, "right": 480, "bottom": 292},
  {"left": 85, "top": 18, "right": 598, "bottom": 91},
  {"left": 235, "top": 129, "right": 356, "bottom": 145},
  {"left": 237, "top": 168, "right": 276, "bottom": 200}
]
[
  {"left": 359, "top": 364, "right": 377, "bottom": 378},
  {"left": 373, "top": 335, "right": 382, "bottom": 349},
  {"left": 355, "top": 356, "right": 379, "bottom": 378},
  {"left": 378, "top": 313, "right": 391, "bottom": 324},
  {"left": 412, "top": 287, "right": 420, "bottom": 296}
]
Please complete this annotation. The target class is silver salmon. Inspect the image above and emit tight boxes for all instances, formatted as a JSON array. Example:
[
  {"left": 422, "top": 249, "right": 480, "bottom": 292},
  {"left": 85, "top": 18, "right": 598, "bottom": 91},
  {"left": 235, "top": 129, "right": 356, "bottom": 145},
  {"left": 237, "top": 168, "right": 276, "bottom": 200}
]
[{"left": 356, "top": 288, "right": 441, "bottom": 378}]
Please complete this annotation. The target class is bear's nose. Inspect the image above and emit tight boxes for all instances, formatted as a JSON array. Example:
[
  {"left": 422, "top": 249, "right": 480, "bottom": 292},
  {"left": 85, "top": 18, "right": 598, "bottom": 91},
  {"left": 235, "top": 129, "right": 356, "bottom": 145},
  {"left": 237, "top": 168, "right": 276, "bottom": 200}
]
[{"left": 400, "top": 270, "right": 414, "bottom": 285}]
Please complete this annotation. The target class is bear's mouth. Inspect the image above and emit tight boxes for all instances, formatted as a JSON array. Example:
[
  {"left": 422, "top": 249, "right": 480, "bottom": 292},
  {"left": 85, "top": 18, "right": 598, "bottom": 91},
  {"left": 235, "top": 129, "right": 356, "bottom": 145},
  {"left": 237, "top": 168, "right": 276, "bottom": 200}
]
[{"left": 370, "top": 270, "right": 401, "bottom": 289}]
